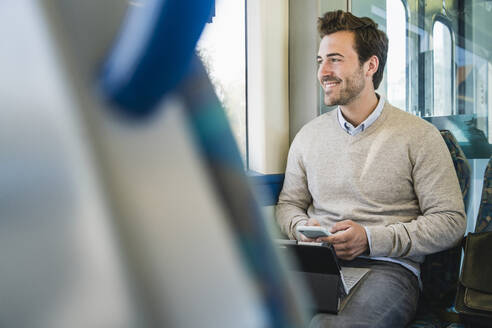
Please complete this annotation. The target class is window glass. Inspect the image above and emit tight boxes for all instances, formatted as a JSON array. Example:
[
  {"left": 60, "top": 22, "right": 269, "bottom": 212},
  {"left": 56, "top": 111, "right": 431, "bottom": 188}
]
[
  {"left": 386, "top": 0, "right": 406, "bottom": 111},
  {"left": 433, "top": 20, "right": 453, "bottom": 116},
  {"left": 349, "top": 0, "right": 492, "bottom": 160},
  {"left": 197, "top": 0, "right": 247, "bottom": 160},
  {"left": 352, "top": 0, "right": 407, "bottom": 110}
]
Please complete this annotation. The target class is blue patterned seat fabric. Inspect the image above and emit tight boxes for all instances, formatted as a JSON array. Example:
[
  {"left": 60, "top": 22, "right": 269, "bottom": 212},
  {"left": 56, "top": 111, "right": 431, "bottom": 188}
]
[
  {"left": 440, "top": 130, "right": 471, "bottom": 212},
  {"left": 475, "top": 157, "right": 492, "bottom": 233},
  {"left": 408, "top": 130, "right": 470, "bottom": 328}
]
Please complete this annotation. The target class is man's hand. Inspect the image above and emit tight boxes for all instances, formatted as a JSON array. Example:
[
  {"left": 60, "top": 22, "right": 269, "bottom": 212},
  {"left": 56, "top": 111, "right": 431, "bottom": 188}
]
[
  {"left": 316, "top": 220, "right": 369, "bottom": 260},
  {"left": 296, "top": 218, "right": 321, "bottom": 242}
]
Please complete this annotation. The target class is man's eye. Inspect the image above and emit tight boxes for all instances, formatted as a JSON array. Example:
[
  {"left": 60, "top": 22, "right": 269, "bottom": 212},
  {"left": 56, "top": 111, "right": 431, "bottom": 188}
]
[{"left": 331, "top": 58, "right": 340, "bottom": 63}]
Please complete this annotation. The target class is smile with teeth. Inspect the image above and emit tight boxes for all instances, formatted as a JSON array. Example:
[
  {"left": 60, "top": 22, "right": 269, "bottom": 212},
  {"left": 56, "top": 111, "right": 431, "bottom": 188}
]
[
  {"left": 323, "top": 80, "right": 340, "bottom": 90},
  {"left": 324, "top": 81, "right": 339, "bottom": 88}
]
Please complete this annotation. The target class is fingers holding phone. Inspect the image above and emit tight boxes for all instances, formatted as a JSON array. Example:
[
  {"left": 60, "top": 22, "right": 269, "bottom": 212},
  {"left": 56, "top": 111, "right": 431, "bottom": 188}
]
[
  {"left": 296, "top": 225, "right": 332, "bottom": 239},
  {"left": 295, "top": 218, "right": 320, "bottom": 241},
  {"left": 296, "top": 218, "right": 333, "bottom": 242}
]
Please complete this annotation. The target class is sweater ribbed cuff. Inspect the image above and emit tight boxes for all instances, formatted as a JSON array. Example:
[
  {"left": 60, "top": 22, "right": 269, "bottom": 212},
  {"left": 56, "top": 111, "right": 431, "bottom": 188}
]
[
  {"left": 366, "top": 225, "right": 394, "bottom": 257},
  {"left": 363, "top": 226, "right": 372, "bottom": 254},
  {"left": 290, "top": 218, "right": 308, "bottom": 240}
]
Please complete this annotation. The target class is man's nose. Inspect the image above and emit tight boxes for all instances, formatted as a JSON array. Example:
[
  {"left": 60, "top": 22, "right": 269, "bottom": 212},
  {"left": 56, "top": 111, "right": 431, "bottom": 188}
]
[{"left": 318, "top": 61, "right": 332, "bottom": 76}]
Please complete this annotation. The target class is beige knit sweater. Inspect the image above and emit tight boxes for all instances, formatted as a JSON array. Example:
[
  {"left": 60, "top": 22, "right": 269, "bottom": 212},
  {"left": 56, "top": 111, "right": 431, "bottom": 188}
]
[{"left": 276, "top": 103, "right": 466, "bottom": 270}]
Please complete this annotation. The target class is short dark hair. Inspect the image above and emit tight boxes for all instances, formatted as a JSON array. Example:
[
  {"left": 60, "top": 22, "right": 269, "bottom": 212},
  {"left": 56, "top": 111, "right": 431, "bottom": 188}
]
[{"left": 317, "top": 10, "right": 388, "bottom": 90}]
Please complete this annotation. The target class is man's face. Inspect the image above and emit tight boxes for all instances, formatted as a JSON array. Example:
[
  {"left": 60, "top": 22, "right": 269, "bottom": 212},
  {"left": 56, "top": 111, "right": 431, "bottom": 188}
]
[{"left": 317, "top": 31, "right": 366, "bottom": 106}]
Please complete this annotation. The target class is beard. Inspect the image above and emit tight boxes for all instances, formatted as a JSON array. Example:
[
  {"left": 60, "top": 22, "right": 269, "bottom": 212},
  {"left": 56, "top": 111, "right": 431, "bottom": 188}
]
[{"left": 323, "top": 66, "right": 365, "bottom": 106}]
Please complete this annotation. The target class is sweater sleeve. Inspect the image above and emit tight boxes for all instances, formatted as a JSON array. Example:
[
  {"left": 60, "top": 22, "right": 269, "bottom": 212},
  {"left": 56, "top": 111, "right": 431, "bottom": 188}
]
[
  {"left": 275, "top": 136, "right": 312, "bottom": 240},
  {"left": 367, "top": 127, "right": 466, "bottom": 258}
]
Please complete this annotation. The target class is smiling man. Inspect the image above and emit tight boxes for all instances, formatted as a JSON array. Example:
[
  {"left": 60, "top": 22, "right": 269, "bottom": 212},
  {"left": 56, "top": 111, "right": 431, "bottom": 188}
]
[{"left": 276, "top": 11, "right": 465, "bottom": 327}]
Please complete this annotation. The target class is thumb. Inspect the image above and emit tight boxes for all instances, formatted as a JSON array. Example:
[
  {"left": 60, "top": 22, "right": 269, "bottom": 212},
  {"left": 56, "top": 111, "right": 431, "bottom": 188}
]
[{"left": 306, "top": 218, "right": 320, "bottom": 226}]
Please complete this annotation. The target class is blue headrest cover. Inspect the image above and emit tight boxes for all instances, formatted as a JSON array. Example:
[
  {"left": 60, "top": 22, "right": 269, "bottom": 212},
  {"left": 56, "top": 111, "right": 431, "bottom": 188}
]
[{"left": 99, "top": 0, "right": 214, "bottom": 117}]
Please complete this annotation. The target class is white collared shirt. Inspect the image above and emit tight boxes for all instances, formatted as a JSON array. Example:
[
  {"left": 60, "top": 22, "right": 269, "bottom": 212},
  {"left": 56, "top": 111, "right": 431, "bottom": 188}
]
[{"left": 337, "top": 94, "right": 385, "bottom": 136}]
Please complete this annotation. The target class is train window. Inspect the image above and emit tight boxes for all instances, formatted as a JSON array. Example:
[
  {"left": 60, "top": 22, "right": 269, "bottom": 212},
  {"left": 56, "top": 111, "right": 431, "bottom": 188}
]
[
  {"left": 432, "top": 20, "right": 453, "bottom": 116},
  {"left": 352, "top": 0, "right": 407, "bottom": 111},
  {"left": 385, "top": 0, "right": 407, "bottom": 111},
  {"left": 197, "top": 0, "right": 247, "bottom": 161}
]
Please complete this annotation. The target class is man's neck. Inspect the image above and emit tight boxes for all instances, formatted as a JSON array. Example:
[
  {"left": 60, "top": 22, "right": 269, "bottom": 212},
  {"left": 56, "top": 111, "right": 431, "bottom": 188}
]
[{"left": 339, "top": 92, "right": 379, "bottom": 127}]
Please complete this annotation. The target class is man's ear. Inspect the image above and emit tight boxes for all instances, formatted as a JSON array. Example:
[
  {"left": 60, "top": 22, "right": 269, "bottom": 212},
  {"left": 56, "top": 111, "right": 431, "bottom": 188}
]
[{"left": 365, "top": 55, "right": 379, "bottom": 79}]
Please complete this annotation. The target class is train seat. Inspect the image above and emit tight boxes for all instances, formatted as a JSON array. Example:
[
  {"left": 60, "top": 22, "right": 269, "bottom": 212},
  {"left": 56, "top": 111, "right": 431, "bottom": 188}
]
[{"left": 409, "top": 130, "right": 470, "bottom": 327}]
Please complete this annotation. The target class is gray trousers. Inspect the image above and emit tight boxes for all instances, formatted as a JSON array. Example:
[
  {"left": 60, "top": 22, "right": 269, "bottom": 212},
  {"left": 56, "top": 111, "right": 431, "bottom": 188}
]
[{"left": 309, "top": 258, "right": 420, "bottom": 328}]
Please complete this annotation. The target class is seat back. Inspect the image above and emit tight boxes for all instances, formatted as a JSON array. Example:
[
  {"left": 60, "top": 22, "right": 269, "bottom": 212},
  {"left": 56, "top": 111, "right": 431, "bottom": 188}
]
[
  {"left": 475, "top": 157, "right": 492, "bottom": 233},
  {"left": 419, "top": 130, "right": 470, "bottom": 310},
  {"left": 441, "top": 130, "right": 471, "bottom": 212}
]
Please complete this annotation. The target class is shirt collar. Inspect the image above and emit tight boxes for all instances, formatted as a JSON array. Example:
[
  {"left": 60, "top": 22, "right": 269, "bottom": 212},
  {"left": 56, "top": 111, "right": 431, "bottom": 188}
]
[{"left": 337, "top": 94, "right": 385, "bottom": 136}]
